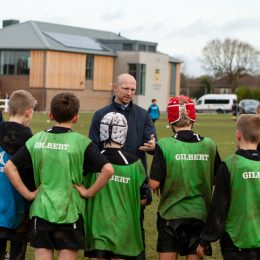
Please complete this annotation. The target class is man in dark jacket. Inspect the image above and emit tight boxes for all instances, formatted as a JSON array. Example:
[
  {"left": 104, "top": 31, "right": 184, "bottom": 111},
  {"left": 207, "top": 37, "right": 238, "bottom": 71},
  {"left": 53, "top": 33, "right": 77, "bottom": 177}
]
[{"left": 89, "top": 73, "right": 156, "bottom": 260}]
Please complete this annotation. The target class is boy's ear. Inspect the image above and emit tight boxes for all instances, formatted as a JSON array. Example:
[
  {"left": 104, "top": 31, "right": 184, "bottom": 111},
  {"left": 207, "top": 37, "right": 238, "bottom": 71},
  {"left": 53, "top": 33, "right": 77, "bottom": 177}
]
[
  {"left": 236, "top": 129, "right": 242, "bottom": 142},
  {"left": 72, "top": 114, "right": 79, "bottom": 123},
  {"left": 25, "top": 108, "right": 33, "bottom": 116},
  {"left": 48, "top": 112, "right": 54, "bottom": 120}
]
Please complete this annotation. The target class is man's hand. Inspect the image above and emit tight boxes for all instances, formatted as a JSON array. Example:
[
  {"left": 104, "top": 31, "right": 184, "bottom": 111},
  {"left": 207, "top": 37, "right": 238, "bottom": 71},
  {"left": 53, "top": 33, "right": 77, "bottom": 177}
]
[{"left": 139, "top": 134, "right": 156, "bottom": 152}]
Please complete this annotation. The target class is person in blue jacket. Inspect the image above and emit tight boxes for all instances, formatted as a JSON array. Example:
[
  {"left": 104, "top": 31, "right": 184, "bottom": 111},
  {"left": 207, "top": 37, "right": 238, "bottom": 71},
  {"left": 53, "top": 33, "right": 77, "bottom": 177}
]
[
  {"left": 0, "top": 90, "right": 37, "bottom": 260},
  {"left": 148, "top": 98, "right": 160, "bottom": 123},
  {"left": 89, "top": 73, "right": 156, "bottom": 260}
]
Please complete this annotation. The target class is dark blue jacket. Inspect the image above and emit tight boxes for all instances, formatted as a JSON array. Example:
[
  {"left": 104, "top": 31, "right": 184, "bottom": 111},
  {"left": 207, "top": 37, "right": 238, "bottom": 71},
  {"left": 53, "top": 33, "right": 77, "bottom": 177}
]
[{"left": 89, "top": 98, "right": 156, "bottom": 171}]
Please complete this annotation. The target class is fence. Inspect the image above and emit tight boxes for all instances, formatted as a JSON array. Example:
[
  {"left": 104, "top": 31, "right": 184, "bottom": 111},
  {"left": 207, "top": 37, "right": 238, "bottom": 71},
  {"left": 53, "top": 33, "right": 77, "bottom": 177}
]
[{"left": 0, "top": 98, "right": 9, "bottom": 112}]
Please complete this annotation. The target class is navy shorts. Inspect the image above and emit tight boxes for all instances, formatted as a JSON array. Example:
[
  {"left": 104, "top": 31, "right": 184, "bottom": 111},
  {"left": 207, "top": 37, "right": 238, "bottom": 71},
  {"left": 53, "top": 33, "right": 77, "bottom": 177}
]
[
  {"left": 157, "top": 216, "right": 206, "bottom": 256},
  {"left": 30, "top": 216, "right": 84, "bottom": 250}
]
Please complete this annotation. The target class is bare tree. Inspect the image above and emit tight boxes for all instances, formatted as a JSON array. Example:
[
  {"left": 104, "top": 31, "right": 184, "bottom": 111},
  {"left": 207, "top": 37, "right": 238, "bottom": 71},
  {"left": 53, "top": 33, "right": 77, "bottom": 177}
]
[{"left": 201, "top": 38, "right": 260, "bottom": 91}]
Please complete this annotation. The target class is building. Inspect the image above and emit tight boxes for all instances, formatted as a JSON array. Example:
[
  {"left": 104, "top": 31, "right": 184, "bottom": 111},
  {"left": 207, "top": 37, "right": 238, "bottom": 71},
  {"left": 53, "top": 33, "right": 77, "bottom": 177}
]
[{"left": 0, "top": 19, "right": 182, "bottom": 111}]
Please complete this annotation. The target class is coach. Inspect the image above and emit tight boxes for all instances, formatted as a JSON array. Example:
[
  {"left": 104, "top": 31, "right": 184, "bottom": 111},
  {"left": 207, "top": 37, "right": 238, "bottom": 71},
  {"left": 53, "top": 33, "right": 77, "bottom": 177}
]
[{"left": 89, "top": 73, "right": 156, "bottom": 260}]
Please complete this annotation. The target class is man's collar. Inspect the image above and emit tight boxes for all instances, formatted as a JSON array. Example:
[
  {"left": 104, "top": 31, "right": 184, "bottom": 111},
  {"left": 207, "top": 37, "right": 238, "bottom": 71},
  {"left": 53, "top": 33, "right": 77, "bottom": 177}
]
[{"left": 112, "top": 96, "right": 133, "bottom": 110}]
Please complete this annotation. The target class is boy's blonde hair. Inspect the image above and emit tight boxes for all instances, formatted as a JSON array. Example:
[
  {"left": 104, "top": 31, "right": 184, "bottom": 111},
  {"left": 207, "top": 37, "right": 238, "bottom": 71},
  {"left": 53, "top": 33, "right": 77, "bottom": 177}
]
[
  {"left": 8, "top": 90, "right": 37, "bottom": 116},
  {"left": 236, "top": 114, "right": 260, "bottom": 143}
]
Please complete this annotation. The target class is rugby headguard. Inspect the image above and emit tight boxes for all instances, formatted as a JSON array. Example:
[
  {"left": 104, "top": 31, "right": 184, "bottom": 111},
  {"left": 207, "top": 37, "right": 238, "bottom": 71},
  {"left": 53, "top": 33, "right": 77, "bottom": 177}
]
[
  {"left": 167, "top": 96, "right": 196, "bottom": 125},
  {"left": 100, "top": 112, "right": 128, "bottom": 145}
]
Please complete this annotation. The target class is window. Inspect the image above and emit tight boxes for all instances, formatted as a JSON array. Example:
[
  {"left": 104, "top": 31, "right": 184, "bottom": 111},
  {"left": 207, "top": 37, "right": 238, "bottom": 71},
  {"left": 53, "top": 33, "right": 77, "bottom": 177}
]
[
  {"left": 128, "top": 63, "right": 146, "bottom": 95},
  {"left": 123, "top": 44, "right": 133, "bottom": 51},
  {"left": 148, "top": 45, "right": 156, "bottom": 52},
  {"left": 0, "top": 51, "right": 30, "bottom": 75},
  {"left": 86, "top": 54, "right": 94, "bottom": 79},
  {"left": 138, "top": 44, "right": 146, "bottom": 51},
  {"left": 204, "top": 99, "right": 230, "bottom": 104},
  {"left": 17, "top": 52, "right": 30, "bottom": 75}
]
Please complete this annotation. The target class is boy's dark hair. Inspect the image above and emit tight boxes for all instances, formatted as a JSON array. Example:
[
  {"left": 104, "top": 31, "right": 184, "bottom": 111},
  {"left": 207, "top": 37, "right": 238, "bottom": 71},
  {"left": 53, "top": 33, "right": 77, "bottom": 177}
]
[
  {"left": 8, "top": 90, "right": 37, "bottom": 116},
  {"left": 236, "top": 114, "right": 260, "bottom": 143},
  {"left": 51, "top": 92, "right": 79, "bottom": 123},
  {"left": 152, "top": 98, "right": 157, "bottom": 103}
]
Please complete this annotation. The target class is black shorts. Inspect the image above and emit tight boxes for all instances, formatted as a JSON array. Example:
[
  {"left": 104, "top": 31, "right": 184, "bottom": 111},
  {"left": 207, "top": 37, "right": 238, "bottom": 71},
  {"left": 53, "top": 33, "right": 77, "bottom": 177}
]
[
  {"left": 30, "top": 216, "right": 84, "bottom": 250},
  {"left": 220, "top": 232, "right": 260, "bottom": 260},
  {"left": 85, "top": 250, "right": 145, "bottom": 260},
  {"left": 156, "top": 216, "right": 205, "bottom": 256}
]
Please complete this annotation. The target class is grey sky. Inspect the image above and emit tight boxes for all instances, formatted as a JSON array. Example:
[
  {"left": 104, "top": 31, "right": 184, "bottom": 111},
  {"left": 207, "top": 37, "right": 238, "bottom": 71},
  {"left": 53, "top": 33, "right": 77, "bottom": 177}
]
[{"left": 1, "top": 0, "right": 260, "bottom": 76}]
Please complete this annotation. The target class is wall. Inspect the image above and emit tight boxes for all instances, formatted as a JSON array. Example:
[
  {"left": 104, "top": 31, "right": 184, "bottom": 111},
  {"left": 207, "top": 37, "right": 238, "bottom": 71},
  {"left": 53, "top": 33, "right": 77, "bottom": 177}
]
[
  {"left": 0, "top": 51, "right": 115, "bottom": 111},
  {"left": 114, "top": 51, "right": 170, "bottom": 111}
]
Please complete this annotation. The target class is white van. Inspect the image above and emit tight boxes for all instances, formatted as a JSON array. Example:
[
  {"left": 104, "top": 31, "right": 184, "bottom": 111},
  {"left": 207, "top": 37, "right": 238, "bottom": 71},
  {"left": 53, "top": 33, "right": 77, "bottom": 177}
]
[{"left": 196, "top": 94, "right": 237, "bottom": 113}]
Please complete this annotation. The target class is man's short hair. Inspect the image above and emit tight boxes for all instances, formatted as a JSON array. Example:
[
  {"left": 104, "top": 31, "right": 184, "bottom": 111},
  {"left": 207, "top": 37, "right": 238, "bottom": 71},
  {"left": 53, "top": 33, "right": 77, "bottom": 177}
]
[
  {"left": 50, "top": 92, "right": 79, "bottom": 123},
  {"left": 8, "top": 90, "right": 37, "bottom": 116},
  {"left": 236, "top": 114, "right": 260, "bottom": 143}
]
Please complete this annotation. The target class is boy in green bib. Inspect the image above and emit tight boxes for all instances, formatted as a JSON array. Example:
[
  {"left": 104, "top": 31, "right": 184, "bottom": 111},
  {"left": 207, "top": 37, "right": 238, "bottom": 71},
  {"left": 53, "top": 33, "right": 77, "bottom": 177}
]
[
  {"left": 149, "top": 95, "right": 221, "bottom": 260},
  {"left": 4, "top": 92, "right": 114, "bottom": 260},
  {"left": 74, "top": 112, "right": 147, "bottom": 259},
  {"left": 197, "top": 114, "right": 260, "bottom": 260}
]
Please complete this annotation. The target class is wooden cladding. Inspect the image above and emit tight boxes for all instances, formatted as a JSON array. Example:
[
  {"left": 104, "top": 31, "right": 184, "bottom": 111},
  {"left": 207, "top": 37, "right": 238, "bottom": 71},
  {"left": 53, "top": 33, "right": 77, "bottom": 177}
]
[
  {"left": 29, "top": 50, "right": 86, "bottom": 89},
  {"left": 29, "top": 51, "right": 114, "bottom": 91},
  {"left": 29, "top": 50, "right": 45, "bottom": 88},
  {"left": 93, "top": 55, "right": 114, "bottom": 91},
  {"left": 45, "top": 51, "right": 86, "bottom": 89}
]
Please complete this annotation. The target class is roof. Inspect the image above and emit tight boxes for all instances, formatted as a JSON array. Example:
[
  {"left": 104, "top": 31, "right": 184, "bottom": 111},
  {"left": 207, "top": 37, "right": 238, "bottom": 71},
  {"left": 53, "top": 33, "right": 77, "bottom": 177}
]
[
  {"left": 0, "top": 20, "right": 122, "bottom": 56},
  {"left": 168, "top": 56, "right": 183, "bottom": 63},
  {"left": 0, "top": 20, "right": 182, "bottom": 63}
]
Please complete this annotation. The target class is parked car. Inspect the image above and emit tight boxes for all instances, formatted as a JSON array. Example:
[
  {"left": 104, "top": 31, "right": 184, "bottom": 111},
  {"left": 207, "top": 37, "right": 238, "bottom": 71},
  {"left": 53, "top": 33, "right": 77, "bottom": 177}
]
[{"left": 238, "top": 99, "right": 260, "bottom": 114}]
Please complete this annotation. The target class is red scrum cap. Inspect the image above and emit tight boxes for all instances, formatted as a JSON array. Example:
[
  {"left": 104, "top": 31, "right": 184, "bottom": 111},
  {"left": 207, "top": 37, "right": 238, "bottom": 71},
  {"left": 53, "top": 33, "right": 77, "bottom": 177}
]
[{"left": 167, "top": 96, "right": 196, "bottom": 125}]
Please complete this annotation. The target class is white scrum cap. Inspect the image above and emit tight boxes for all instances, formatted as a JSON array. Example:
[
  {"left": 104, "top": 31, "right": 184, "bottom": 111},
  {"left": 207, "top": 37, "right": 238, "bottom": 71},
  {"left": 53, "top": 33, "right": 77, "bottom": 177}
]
[{"left": 100, "top": 112, "right": 128, "bottom": 145}]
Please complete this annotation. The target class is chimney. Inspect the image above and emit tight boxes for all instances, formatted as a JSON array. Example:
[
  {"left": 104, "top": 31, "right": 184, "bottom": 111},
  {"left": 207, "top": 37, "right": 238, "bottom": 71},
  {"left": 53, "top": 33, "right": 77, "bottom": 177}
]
[{"left": 2, "top": 19, "right": 20, "bottom": 28}]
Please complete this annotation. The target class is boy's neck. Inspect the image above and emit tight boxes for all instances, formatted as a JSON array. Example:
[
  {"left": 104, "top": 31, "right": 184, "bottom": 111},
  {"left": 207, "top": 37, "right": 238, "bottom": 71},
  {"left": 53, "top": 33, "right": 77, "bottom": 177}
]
[
  {"left": 54, "top": 122, "right": 73, "bottom": 129},
  {"left": 104, "top": 142, "right": 122, "bottom": 148},
  {"left": 9, "top": 115, "right": 29, "bottom": 126},
  {"left": 173, "top": 126, "right": 192, "bottom": 132},
  {"left": 237, "top": 141, "right": 257, "bottom": 150}
]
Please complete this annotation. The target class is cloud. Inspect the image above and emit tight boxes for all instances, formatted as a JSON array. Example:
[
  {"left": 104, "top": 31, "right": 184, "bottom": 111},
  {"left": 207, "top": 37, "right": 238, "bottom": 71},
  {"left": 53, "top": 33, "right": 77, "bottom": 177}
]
[
  {"left": 218, "top": 17, "right": 260, "bottom": 33},
  {"left": 101, "top": 10, "right": 124, "bottom": 21},
  {"left": 166, "top": 19, "right": 217, "bottom": 39}
]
